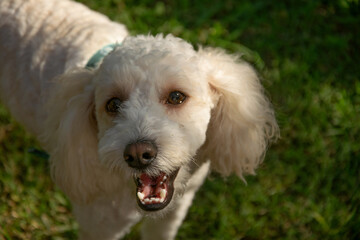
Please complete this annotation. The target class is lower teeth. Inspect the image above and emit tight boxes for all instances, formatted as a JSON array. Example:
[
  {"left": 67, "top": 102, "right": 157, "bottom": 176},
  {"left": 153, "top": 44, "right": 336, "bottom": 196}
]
[
  {"left": 137, "top": 189, "right": 167, "bottom": 204},
  {"left": 142, "top": 197, "right": 164, "bottom": 204}
]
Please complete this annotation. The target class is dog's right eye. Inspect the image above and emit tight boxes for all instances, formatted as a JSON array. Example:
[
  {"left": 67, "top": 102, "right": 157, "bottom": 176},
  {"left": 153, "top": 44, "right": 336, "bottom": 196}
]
[
  {"left": 166, "top": 91, "right": 187, "bottom": 105},
  {"left": 106, "top": 97, "right": 122, "bottom": 113}
]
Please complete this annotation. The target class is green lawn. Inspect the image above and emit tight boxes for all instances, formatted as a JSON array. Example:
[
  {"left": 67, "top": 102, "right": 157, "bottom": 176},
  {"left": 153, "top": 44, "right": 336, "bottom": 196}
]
[{"left": 1, "top": 0, "right": 359, "bottom": 239}]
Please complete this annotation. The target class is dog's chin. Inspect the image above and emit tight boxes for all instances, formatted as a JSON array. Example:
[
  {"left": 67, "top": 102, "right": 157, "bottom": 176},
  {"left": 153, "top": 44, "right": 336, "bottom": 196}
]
[{"left": 134, "top": 168, "right": 180, "bottom": 211}]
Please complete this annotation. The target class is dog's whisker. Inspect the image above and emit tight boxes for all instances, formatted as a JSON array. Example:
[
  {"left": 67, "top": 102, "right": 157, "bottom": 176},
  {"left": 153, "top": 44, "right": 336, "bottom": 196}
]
[{"left": 188, "top": 156, "right": 200, "bottom": 168}]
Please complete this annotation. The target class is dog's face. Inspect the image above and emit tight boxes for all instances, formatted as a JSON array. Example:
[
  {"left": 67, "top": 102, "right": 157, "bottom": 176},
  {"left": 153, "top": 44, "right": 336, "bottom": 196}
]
[
  {"left": 94, "top": 36, "right": 217, "bottom": 211},
  {"left": 45, "top": 35, "right": 278, "bottom": 210}
]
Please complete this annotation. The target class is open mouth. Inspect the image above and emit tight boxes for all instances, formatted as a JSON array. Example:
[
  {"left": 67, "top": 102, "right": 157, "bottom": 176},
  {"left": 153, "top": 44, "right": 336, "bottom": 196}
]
[{"left": 134, "top": 169, "right": 179, "bottom": 211}]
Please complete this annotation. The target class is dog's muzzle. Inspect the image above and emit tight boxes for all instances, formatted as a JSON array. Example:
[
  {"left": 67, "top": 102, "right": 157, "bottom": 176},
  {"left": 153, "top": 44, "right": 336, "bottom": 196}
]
[{"left": 124, "top": 140, "right": 179, "bottom": 211}]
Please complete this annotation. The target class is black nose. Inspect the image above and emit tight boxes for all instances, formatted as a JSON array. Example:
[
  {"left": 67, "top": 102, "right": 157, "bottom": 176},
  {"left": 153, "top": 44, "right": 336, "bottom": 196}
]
[{"left": 123, "top": 141, "right": 157, "bottom": 169}]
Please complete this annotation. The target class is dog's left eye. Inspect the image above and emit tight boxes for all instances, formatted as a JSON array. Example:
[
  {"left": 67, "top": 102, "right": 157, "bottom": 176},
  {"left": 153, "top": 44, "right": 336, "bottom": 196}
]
[
  {"left": 106, "top": 97, "right": 122, "bottom": 113},
  {"left": 166, "top": 91, "right": 187, "bottom": 105}
]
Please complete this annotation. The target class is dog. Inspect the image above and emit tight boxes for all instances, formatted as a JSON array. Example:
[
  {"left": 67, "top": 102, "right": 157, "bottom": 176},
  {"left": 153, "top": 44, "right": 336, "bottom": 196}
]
[{"left": 0, "top": 0, "right": 278, "bottom": 239}]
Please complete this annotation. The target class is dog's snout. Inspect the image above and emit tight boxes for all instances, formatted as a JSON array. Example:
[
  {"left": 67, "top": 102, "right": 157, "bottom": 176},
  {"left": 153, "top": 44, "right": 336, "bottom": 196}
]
[{"left": 123, "top": 141, "right": 157, "bottom": 169}]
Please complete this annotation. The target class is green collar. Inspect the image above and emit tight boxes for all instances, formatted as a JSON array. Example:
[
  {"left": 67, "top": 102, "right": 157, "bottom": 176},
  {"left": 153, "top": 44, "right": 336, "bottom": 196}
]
[{"left": 85, "top": 43, "right": 120, "bottom": 69}]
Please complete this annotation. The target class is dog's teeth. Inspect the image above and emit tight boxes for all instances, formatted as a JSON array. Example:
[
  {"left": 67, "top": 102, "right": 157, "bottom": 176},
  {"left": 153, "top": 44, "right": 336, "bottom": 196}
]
[
  {"left": 144, "top": 198, "right": 150, "bottom": 203},
  {"left": 160, "top": 198, "right": 164, "bottom": 203},
  {"left": 163, "top": 176, "right": 167, "bottom": 181},
  {"left": 137, "top": 192, "right": 145, "bottom": 200},
  {"left": 160, "top": 189, "right": 167, "bottom": 199}
]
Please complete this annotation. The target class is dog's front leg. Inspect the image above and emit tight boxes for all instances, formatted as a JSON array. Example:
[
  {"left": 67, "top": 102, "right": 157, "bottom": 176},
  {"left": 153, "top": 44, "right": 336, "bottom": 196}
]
[
  {"left": 73, "top": 198, "right": 141, "bottom": 240},
  {"left": 141, "top": 161, "right": 210, "bottom": 240}
]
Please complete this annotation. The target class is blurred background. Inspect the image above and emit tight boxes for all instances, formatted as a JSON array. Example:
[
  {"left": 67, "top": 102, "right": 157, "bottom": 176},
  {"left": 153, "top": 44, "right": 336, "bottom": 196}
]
[{"left": 0, "top": 0, "right": 359, "bottom": 239}]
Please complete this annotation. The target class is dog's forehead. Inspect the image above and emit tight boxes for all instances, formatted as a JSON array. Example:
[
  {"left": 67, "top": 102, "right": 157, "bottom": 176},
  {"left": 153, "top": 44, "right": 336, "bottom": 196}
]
[
  {"left": 94, "top": 35, "right": 212, "bottom": 105},
  {"left": 97, "top": 36, "right": 206, "bottom": 90},
  {"left": 103, "top": 35, "right": 197, "bottom": 67},
  {"left": 120, "top": 35, "right": 196, "bottom": 56}
]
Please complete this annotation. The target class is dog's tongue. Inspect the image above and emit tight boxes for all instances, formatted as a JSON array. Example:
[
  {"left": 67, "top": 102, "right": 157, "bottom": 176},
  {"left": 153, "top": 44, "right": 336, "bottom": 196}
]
[
  {"left": 139, "top": 172, "right": 167, "bottom": 197},
  {"left": 136, "top": 170, "right": 179, "bottom": 211}
]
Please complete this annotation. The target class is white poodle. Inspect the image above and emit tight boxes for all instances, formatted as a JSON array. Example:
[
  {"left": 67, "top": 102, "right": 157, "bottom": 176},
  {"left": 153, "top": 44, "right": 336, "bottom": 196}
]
[{"left": 0, "top": 0, "right": 278, "bottom": 239}]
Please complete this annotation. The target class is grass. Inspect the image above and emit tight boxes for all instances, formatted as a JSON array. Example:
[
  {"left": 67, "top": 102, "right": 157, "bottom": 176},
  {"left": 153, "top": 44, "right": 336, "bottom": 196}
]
[{"left": 1, "top": 0, "right": 359, "bottom": 239}]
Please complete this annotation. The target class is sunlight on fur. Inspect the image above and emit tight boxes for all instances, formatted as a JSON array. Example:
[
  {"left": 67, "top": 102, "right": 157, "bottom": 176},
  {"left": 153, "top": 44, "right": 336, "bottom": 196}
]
[{"left": 0, "top": 0, "right": 278, "bottom": 239}]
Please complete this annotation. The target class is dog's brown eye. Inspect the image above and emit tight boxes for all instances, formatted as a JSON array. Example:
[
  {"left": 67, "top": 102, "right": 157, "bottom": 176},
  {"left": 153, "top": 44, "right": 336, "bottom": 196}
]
[
  {"left": 106, "top": 97, "right": 122, "bottom": 113},
  {"left": 166, "top": 91, "right": 186, "bottom": 105}
]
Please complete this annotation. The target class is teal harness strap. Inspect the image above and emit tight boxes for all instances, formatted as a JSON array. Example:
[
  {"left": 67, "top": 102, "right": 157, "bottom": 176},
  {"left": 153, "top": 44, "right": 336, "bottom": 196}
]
[
  {"left": 28, "top": 148, "right": 50, "bottom": 160},
  {"left": 85, "top": 43, "right": 120, "bottom": 69}
]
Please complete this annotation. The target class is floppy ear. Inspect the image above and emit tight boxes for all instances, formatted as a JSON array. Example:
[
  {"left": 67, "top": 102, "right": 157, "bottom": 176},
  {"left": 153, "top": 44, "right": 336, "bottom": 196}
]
[
  {"left": 198, "top": 48, "right": 279, "bottom": 179},
  {"left": 42, "top": 69, "right": 102, "bottom": 204}
]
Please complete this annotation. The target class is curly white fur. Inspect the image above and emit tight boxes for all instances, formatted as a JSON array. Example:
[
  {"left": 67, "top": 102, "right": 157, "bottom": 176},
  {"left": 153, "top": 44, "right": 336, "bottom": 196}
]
[{"left": 0, "top": 0, "right": 278, "bottom": 239}]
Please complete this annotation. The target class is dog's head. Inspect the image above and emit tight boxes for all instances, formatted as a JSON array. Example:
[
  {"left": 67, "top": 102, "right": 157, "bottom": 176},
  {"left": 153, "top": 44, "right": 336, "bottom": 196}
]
[{"left": 43, "top": 35, "right": 278, "bottom": 211}]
